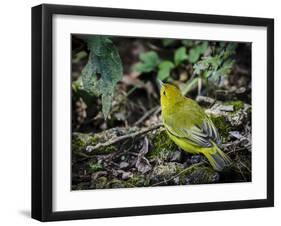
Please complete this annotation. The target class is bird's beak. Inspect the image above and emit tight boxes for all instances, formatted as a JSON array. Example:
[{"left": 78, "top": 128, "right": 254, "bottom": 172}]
[{"left": 157, "top": 79, "right": 164, "bottom": 89}]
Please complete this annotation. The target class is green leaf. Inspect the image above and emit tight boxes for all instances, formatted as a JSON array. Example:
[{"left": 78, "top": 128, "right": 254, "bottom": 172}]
[
  {"left": 80, "top": 54, "right": 99, "bottom": 95},
  {"left": 101, "top": 92, "right": 113, "bottom": 120},
  {"left": 174, "top": 47, "right": 188, "bottom": 66},
  {"left": 193, "top": 59, "right": 209, "bottom": 75},
  {"left": 208, "top": 59, "right": 235, "bottom": 83},
  {"left": 192, "top": 42, "right": 236, "bottom": 86},
  {"left": 80, "top": 36, "right": 123, "bottom": 119},
  {"left": 134, "top": 51, "right": 160, "bottom": 73},
  {"left": 187, "top": 41, "right": 209, "bottom": 63},
  {"left": 199, "top": 41, "right": 209, "bottom": 52},
  {"left": 222, "top": 43, "right": 238, "bottom": 59},
  {"left": 188, "top": 48, "right": 201, "bottom": 63},
  {"left": 182, "top": 77, "right": 199, "bottom": 95},
  {"left": 88, "top": 162, "right": 103, "bottom": 172},
  {"left": 193, "top": 55, "right": 221, "bottom": 77},
  {"left": 157, "top": 61, "right": 175, "bottom": 81}
]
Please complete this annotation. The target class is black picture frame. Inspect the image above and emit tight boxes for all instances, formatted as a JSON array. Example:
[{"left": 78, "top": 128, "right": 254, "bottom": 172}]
[{"left": 32, "top": 4, "right": 274, "bottom": 222}]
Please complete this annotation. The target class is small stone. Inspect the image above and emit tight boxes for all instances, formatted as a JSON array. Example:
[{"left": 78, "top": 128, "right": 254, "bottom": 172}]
[
  {"left": 219, "top": 105, "right": 234, "bottom": 112},
  {"left": 94, "top": 177, "right": 107, "bottom": 189},
  {"left": 196, "top": 96, "right": 216, "bottom": 106},
  {"left": 121, "top": 171, "right": 133, "bottom": 180},
  {"left": 151, "top": 163, "right": 183, "bottom": 182},
  {"left": 136, "top": 157, "right": 152, "bottom": 174},
  {"left": 235, "top": 87, "right": 246, "bottom": 94},
  {"left": 86, "top": 145, "right": 94, "bottom": 152},
  {"left": 229, "top": 131, "right": 244, "bottom": 139},
  {"left": 173, "top": 177, "right": 180, "bottom": 184},
  {"left": 119, "top": 161, "right": 129, "bottom": 169},
  {"left": 170, "top": 151, "right": 182, "bottom": 162}
]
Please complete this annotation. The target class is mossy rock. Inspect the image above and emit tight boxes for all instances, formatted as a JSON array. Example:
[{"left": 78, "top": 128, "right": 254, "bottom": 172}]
[
  {"left": 72, "top": 132, "right": 97, "bottom": 157},
  {"left": 106, "top": 179, "right": 127, "bottom": 189},
  {"left": 92, "top": 176, "right": 108, "bottom": 189},
  {"left": 207, "top": 100, "right": 251, "bottom": 142},
  {"left": 150, "top": 162, "right": 184, "bottom": 185},
  {"left": 93, "top": 174, "right": 149, "bottom": 189},
  {"left": 126, "top": 174, "right": 148, "bottom": 187},
  {"left": 210, "top": 115, "right": 231, "bottom": 141},
  {"left": 224, "top": 100, "right": 244, "bottom": 112},
  {"left": 88, "top": 162, "right": 104, "bottom": 172},
  {"left": 150, "top": 162, "right": 219, "bottom": 185},
  {"left": 147, "top": 129, "right": 179, "bottom": 161},
  {"left": 72, "top": 127, "right": 140, "bottom": 156},
  {"left": 184, "top": 166, "right": 219, "bottom": 184}
]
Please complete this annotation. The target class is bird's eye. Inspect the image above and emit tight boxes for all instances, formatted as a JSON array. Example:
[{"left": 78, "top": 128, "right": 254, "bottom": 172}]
[{"left": 163, "top": 91, "right": 166, "bottom": 96}]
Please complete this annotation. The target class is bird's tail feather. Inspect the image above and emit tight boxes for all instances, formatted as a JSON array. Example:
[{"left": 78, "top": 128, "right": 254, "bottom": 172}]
[{"left": 203, "top": 146, "right": 231, "bottom": 171}]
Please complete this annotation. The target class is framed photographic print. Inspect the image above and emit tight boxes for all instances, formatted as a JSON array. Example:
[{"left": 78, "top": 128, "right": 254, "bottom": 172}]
[{"left": 32, "top": 4, "right": 274, "bottom": 221}]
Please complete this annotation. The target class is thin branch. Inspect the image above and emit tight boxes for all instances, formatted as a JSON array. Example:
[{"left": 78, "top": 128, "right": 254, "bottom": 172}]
[
  {"left": 134, "top": 106, "right": 161, "bottom": 126},
  {"left": 237, "top": 163, "right": 247, "bottom": 182},
  {"left": 239, "top": 161, "right": 251, "bottom": 173},
  {"left": 86, "top": 123, "right": 164, "bottom": 152}
]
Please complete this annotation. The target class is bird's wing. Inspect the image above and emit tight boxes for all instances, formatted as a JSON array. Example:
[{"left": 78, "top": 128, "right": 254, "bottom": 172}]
[
  {"left": 164, "top": 114, "right": 220, "bottom": 148},
  {"left": 201, "top": 117, "right": 221, "bottom": 144}
]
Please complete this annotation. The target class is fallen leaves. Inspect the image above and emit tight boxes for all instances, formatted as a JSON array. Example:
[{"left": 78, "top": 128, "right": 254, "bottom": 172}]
[{"left": 136, "top": 137, "right": 152, "bottom": 174}]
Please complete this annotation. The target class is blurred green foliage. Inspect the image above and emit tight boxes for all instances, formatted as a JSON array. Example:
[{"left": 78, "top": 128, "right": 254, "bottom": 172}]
[
  {"left": 193, "top": 43, "right": 237, "bottom": 83},
  {"left": 134, "top": 51, "right": 160, "bottom": 73},
  {"left": 73, "top": 36, "right": 238, "bottom": 120},
  {"left": 174, "top": 47, "right": 188, "bottom": 66},
  {"left": 157, "top": 61, "right": 175, "bottom": 81},
  {"left": 134, "top": 40, "right": 237, "bottom": 96}
]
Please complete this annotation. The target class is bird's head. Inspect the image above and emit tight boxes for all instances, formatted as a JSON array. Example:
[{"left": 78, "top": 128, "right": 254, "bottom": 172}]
[{"left": 159, "top": 81, "right": 183, "bottom": 109}]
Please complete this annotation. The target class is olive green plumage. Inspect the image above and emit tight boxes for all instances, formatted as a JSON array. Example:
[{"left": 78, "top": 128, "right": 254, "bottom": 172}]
[{"left": 160, "top": 83, "right": 231, "bottom": 171}]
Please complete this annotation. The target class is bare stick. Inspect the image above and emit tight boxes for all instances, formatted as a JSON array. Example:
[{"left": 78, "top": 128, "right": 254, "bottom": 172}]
[
  {"left": 134, "top": 106, "right": 161, "bottom": 126},
  {"left": 86, "top": 123, "right": 164, "bottom": 152}
]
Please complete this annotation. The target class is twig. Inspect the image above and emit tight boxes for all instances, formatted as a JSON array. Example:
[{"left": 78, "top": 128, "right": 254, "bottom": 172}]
[
  {"left": 86, "top": 124, "right": 163, "bottom": 152},
  {"left": 182, "top": 77, "right": 199, "bottom": 96},
  {"left": 239, "top": 161, "right": 251, "bottom": 173},
  {"left": 151, "top": 162, "right": 204, "bottom": 187},
  {"left": 134, "top": 106, "right": 161, "bottom": 126},
  {"left": 237, "top": 163, "right": 247, "bottom": 182},
  {"left": 126, "top": 86, "right": 138, "bottom": 97}
]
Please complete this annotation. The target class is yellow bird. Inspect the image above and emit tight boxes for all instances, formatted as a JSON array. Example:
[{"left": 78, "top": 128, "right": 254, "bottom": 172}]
[{"left": 159, "top": 82, "right": 231, "bottom": 171}]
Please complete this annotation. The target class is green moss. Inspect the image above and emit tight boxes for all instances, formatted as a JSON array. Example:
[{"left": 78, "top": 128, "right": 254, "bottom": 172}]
[
  {"left": 224, "top": 100, "right": 244, "bottom": 112},
  {"left": 126, "top": 175, "right": 147, "bottom": 187},
  {"left": 176, "top": 163, "right": 199, "bottom": 184},
  {"left": 96, "top": 174, "right": 149, "bottom": 189},
  {"left": 184, "top": 166, "right": 218, "bottom": 184},
  {"left": 107, "top": 179, "right": 126, "bottom": 188},
  {"left": 150, "top": 162, "right": 218, "bottom": 185},
  {"left": 175, "top": 163, "right": 218, "bottom": 184},
  {"left": 88, "top": 162, "right": 103, "bottom": 172},
  {"left": 72, "top": 133, "right": 93, "bottom": 157},
  {"left": 210, "top": 115, "right": 231, "bottom": 142},
  {"left": 94, "top": 177, "right": 107, "bottom": 189},
  {"left": 153, "top": 163, "right": 182, "bottom": 179},
  {"left": 72, "top": 132, "right": 117, "bottom": 156},
  {"left": 98, "top": 146, "right": 117, "bottom": 154},
  {"left": 148, "top": 129, "right": 178, "bottom": 159}
]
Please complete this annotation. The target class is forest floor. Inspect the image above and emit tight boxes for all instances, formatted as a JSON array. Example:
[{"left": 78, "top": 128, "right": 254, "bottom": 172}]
[{"left": 71, "top": 37, "right": 252, "bottom": 190}]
